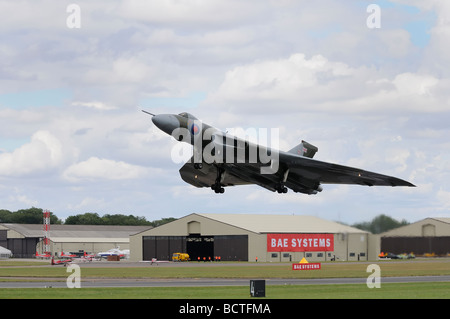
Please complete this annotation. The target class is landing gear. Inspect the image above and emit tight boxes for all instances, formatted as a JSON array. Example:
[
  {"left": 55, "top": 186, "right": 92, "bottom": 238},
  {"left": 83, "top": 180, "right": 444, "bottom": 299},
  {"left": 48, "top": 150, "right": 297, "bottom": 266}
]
[
  {"left": 275, "top": 169, "right": 289, "bottom": 193},
  {"left": 275, "top": 183, "right": 288, "bottom": 193},
  {"left": 211, "top": 184, "right": 225, "bottom": 193},
  {"left": 211, "top": 166, "right": 225, "bottom": 194},
  {"left": 194, "top": 163, "right": 203, "bottom": 169}
]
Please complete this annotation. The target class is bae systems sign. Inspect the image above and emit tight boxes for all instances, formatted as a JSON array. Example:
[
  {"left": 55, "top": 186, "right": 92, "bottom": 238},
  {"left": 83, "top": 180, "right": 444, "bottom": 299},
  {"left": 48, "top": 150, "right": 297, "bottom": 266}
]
[{"left": 267, "top": 234, "right": 334, "bottom": 252}]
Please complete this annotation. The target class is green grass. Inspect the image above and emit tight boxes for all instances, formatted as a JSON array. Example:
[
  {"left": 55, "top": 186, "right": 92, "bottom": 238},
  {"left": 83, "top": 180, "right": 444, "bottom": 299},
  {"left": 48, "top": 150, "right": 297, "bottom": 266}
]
[
  {"left": 0, "top": 282, "right": 449, "bottom": 299},
  {"left": 0, "top": 260, "right": 48, "bottom": 267},
  {"left": 1, "top": 259, "right": 449, "bottom": 299},
  {"left": 1, "top": 260, "right": 450, "bottom": 280}
]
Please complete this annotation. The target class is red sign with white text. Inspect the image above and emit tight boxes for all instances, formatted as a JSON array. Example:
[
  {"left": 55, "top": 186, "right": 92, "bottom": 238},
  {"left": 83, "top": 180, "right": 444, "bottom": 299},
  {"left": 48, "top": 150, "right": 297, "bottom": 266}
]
[
  {"left": 292, "top": 263, "right": 321, "bottom": 270},
  {"left": 267, "top": 234, "right": 334, "bottom": 252}
]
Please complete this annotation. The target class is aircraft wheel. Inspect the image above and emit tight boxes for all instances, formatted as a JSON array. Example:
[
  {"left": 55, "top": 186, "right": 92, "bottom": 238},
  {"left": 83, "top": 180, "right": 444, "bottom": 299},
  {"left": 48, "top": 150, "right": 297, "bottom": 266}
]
[
  {"left": 212, "top": 184, "right": 225, "bottom": 194},
  {"left": 276, "top": 184, "right": 288, "bottom": 193}
]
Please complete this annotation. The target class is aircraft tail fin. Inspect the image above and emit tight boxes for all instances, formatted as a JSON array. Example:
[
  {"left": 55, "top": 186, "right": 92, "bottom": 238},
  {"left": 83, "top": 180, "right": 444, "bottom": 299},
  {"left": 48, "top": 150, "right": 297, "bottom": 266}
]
[{"left": 288, "top": 140, "right": 318, "bottom": 158}]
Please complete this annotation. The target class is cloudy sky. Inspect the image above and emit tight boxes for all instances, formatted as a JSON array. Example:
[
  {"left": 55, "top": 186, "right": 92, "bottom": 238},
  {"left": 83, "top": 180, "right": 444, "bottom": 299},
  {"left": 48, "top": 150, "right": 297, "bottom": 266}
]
[{"left": 1, "top": 0, "right": 449, "bottom": 224}]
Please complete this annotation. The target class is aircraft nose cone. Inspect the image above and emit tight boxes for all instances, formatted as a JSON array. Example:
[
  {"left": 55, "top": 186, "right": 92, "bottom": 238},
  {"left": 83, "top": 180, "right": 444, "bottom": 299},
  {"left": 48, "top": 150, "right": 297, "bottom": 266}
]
[{"left": 152, "top": 114, "right": 180, "bottom": 135}]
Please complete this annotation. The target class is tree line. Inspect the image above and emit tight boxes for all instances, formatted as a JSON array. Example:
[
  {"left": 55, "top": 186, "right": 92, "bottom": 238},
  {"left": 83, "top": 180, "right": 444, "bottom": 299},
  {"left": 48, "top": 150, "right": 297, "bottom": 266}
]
[
  {"left": 350, "top": 214, "right": 409, "bottom": 234},
  {"left": 0, "top": 207, "right": 176, "bottom": 227}
]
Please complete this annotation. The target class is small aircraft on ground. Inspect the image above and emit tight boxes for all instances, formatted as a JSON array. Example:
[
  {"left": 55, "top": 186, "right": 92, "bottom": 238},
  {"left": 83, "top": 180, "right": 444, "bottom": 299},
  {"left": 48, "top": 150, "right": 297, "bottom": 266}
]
[
  {"left": 378, "top": 252, "right": 415, "bottom": 259},
  {"left": 96, "top": 247, "right": 130, "bottom": 259},
  {"left": 51, "top": 256, "right": 72, "bottom": 266},
  {"left": 82, "top": 251, "right": 95, "bottom": 260},
  {"left": 35, "top": 251, "right": 51, "bottom": 258},
  {"left": 139, "top": 258, "right": 170, "bottom": 265}
]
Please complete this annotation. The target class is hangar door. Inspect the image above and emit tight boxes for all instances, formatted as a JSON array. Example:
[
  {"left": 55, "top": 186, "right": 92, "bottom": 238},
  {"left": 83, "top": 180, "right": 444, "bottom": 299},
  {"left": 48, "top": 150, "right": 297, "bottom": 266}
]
[
  {"left": 381, "top": 236, "right": 450, "bottom": 255},
  {"left": 187, "top": 234, "right": 248, "bottom": 262},
  {"left": 142, "top": 236, "right": 186, "bottom": 261},
  {"left": 215, "top": 235, "right": 248, "bottom": 261},
  {"left": 142, "top": 235, "right": 248, "bottom": 262},
  {"left": 186, "top": 234, "right": 214, "bottom": 261}
]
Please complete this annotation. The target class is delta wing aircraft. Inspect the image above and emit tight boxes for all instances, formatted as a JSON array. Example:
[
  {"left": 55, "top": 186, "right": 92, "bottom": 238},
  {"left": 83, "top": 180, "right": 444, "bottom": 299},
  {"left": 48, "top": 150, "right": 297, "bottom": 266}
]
[{"left": 144, "top": 111, "right": 415, "bottom": 194}]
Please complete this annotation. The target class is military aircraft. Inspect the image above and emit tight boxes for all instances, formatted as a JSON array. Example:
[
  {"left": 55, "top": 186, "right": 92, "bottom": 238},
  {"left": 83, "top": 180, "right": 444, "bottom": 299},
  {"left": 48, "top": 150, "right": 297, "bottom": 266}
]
[{"left": 144, "top": 110, "right": 415, "bottom": 194}]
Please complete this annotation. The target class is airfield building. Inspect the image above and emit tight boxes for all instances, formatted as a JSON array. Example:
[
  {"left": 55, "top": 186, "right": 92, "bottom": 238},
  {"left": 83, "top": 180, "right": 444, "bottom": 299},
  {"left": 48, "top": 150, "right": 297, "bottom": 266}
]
[
  {"left": 379, "top": 217, "right": 450, "bottom": 256},
  {"left": 130, "top": 213, "right": 377, "bottom": 262},
  {"left": 0, "top": 224, "right": 150, "bottom": 258}
]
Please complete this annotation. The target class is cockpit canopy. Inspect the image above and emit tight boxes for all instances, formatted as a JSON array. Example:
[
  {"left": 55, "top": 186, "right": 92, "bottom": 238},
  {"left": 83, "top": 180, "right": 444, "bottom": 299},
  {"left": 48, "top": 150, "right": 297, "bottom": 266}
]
[{"left": 178, "top": 112, "right": 198, "bottom": 120}]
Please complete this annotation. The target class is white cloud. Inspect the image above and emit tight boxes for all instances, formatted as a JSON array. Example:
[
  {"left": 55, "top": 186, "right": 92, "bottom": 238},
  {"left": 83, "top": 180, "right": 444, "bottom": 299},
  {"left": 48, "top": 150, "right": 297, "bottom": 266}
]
[
  {"left": 0, "top": 130, "right": 63, "bottom": 177},
  {"left": 0, "top": 0, "right": 449, "bottom": 221},
  {"left": 206, "top": 53, "right": 354, "bottom": 106},
  {"left": 67, "top": 196, "right": 107, "bottom": 211},
  {"left": 118, "top": 0, "right": 266, "bottom": 28},
  {"left": 72, "top": 101, "right": 118, "bottom": 111},
  {"left": 436, "top": 189, "right": 450, "bottom": 211},
  {"left": 6, "top": 187, "right": 39, "bottom": 207},
  {"left": 63, "top": 157, "right": 149, "bottom": 182},
  {"left": 385, "top": 148, "right": 411, "bottom": 173},
  {"left": 205, "top": 53, "right": 449, "bottom": 114}
]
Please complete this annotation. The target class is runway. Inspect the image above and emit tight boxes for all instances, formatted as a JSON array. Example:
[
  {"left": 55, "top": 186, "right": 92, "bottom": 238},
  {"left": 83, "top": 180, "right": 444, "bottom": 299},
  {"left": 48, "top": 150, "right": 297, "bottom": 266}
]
[{"left": 1, "top": 275, "right": 450, "bottom": 288}]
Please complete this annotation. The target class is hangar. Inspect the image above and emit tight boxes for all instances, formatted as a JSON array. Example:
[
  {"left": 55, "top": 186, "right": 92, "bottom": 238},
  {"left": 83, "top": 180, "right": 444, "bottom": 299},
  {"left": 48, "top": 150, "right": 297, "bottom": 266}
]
[
  {"left": 130, "top": 213, "right": 377, "bottom": 262},
  {"left": 0, "top": 223, "right": 150, "bottom": 258},
  {"left": 380, "top": 217, "right": 450, "bottom": 256}
]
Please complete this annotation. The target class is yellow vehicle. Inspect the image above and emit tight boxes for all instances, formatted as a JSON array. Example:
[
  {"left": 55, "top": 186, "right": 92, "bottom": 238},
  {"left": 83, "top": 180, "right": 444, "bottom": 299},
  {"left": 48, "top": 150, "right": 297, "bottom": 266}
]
[{"left": 172, "top": 252, "right": 190, "bottom": 262}]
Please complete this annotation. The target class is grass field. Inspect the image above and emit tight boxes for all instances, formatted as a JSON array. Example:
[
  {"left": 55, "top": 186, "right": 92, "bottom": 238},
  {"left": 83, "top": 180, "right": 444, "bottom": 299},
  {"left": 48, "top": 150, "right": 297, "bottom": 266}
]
[
  {"left": 1, "top": 259, "right": 450, "bottom": 279},
  {"left": 1, "top": 259, "right": 449, "bottom": 299},
  {"left": 0, "top": 282, "right": 449, "bottom": 299}
]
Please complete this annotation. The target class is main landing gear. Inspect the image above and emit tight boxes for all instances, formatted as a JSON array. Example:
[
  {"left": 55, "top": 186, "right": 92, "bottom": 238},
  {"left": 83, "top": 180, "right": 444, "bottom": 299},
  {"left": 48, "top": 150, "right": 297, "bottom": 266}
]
[
  {"left": 211, "top": 166, "right": 225, "bottom": 194},
  {"left": 275, "top": 168, "right": 289, "bottom": 193},
  {"left": 211, "top": 184, "right": 225, "bottom": 194},
  {"left": 275, "top": 182, "right": 288, "bottom": 193}
]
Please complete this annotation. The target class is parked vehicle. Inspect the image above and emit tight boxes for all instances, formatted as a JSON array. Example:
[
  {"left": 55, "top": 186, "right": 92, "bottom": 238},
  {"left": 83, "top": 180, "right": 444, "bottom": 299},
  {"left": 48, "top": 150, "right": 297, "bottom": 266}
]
[{"left": 172, "top": 252, "right": 190, "bottom": 262}]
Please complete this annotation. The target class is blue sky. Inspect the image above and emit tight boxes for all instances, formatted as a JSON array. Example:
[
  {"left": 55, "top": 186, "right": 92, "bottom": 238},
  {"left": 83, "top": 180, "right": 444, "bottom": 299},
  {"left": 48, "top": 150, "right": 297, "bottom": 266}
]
[
  {"left": 0, "top": 0, "right": 449, "bottom": 225},
  {"left": 382, "top": 0, "right": 436, "bottom": 47},
  {"left": 0, "top": 88, "right": 72, "bottom": 109}
]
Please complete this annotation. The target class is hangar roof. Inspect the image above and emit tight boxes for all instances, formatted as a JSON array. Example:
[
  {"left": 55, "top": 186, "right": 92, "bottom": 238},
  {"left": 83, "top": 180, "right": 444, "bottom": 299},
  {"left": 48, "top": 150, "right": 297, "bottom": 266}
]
[
  {"left": 432, "top": 217, "right": 450, "bottom": 224},
  {"left": 380, "top": 217, "right": 450, "bottom": 237},
  {"left": 197, "top": 213, "right": 367, "bottom": 234},
  {"left": 1, "top": 224, "right": 151, "bottom": 242}
]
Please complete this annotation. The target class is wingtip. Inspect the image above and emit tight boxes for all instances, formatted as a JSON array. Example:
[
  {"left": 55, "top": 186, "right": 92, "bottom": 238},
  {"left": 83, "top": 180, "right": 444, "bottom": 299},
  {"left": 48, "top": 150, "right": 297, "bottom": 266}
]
[
  {"left": 390, "top": 177, "right": 416, "bottom": 187},
  {"left": 400, "top": 180, "right": 416, "bottom": 187},
  {"left": 402, "top": 179, "right": 416, "bottom": 187}
]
